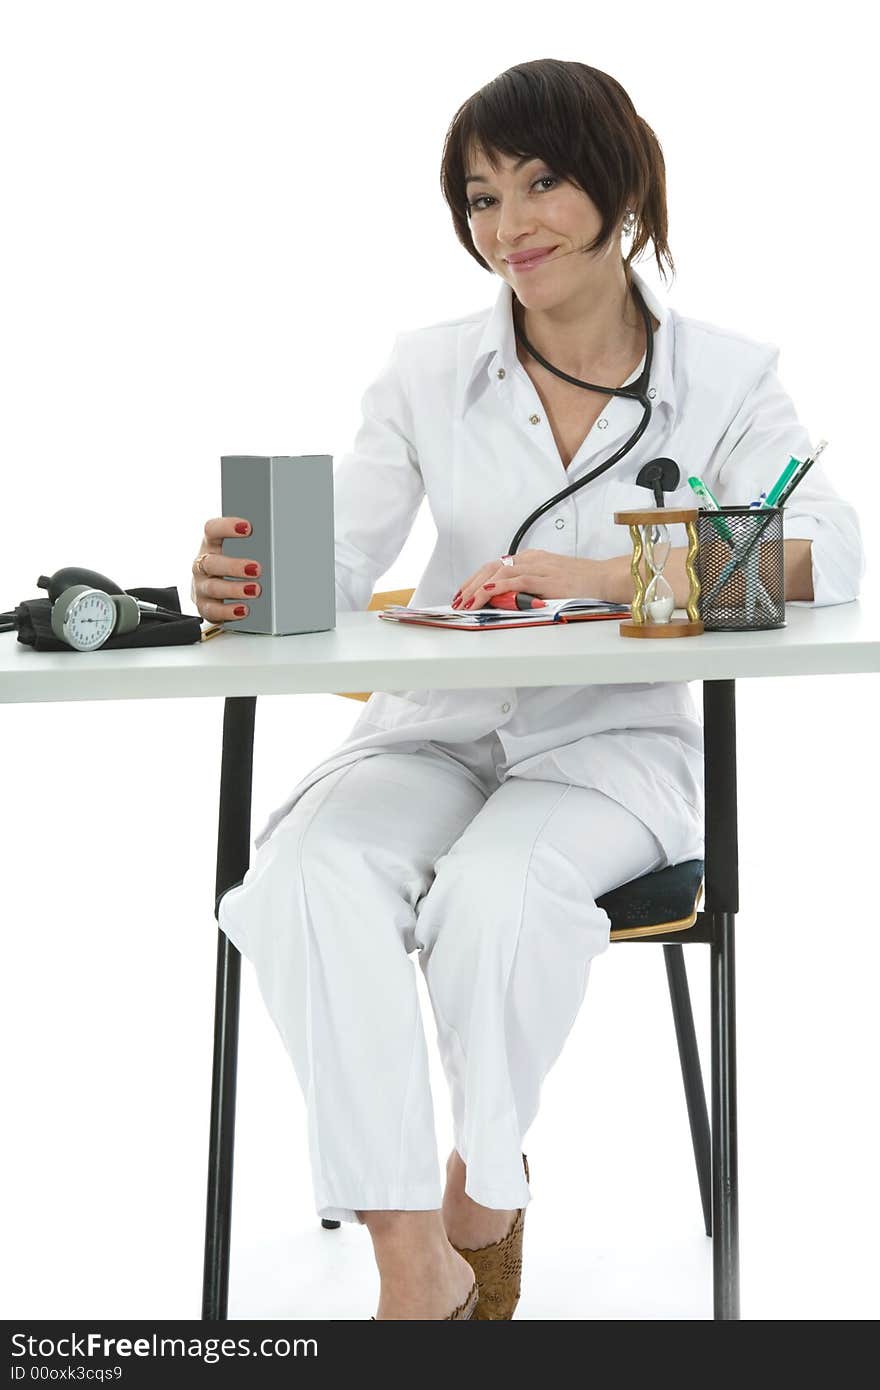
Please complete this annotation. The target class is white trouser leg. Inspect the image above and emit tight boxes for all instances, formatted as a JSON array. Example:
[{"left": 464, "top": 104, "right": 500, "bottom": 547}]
[
  {"left": 217, "top": 750, "right": 487, "bottom": 1224},
  {"left": 415, "top": 780, "right": 665, "bottom": 1212}
]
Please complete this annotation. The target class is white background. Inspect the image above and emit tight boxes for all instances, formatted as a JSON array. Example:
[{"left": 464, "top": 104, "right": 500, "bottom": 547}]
[{"left": 1, "top": 0, "right": 877, "bottom": 1322}]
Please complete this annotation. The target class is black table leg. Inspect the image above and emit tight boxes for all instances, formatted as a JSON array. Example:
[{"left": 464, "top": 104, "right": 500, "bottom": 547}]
[
  {"left": 703, "top": 679, "right": 740, "bottom": 1320},
  {"left": 202, "top": 695, "right": 257, "bottom": 1321}
]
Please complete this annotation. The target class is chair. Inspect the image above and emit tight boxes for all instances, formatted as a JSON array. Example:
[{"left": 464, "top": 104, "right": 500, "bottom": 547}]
[{"left": 207, "top": 588, "right": 738, "bottom": 1320}]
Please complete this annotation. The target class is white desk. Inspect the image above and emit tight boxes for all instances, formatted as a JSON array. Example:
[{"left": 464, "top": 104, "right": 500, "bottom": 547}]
[
  {"left": 2, "top": 604, "right": 878, "bottom": 705},
  {"left": 3, "top": 603, "right": 878, "bottom": 1322}
]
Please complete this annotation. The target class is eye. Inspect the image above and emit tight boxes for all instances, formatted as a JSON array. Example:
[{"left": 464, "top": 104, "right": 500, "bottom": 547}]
[{"left": 467, "top": 174, "right": 558, "bottom": 213}]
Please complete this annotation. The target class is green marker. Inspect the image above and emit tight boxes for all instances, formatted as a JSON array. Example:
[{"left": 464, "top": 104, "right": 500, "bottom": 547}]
[
  {"left": 688, "top": 476, "right": 733, "bottom": 542},
  {"left": 764, "top": 455, "right": 803, "bottom": 508}
]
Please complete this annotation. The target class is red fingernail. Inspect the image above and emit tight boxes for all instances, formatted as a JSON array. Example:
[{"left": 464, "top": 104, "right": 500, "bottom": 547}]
[
  {"left": 463, "top": 597, "right": 474, "bottom": 609},
  {"left": 243, "top": 584, "right": 257, "bottom": 596},
  {"left": 235, "top": 522, "right": 250, "bottom": 534},
  {"left": 244, "top": 563, "right": 259, "bottom": 576},
  {"left": 234, "top": 606, "right": 247, "bottom": 616},
  {"left": 452, "top": 596, "right": 462, "bottom": 608},
  {"left": 484, "top": 583, "right": 496, "bottom": 590}
]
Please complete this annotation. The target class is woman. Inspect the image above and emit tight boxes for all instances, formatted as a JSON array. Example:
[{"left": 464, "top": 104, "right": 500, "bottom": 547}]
[{"left": 191, "top": 59, "right": 863, "bottom": 1319}]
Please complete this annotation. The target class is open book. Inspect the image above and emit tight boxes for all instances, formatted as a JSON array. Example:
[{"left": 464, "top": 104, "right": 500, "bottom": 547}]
[{"left": 377, "top": 597, "right": 630, "bottom": 631}]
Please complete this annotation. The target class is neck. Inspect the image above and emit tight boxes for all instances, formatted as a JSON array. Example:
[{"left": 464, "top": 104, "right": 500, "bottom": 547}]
[{"left": 514, "top": 266, "right": 647, "bottom": 378}]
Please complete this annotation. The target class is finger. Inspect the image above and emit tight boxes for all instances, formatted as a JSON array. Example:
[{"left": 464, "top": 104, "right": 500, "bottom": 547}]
[
  {"left": 192, "top": 551, "right": 263, "bottom": 582},
  {"left": 461, "top": 573, "right": 531, "bottom": 611},
  {"left": 198, "top": 574, "right": 262, "bottom": 602},
  {"left": 473, "top": 572, "right": 550, "bottom": 610},
  {"left": 463, "top": 560, "right": 524, "bottom": 602},
  {"left": 203, "top": 517, "right": 253, "bottom": 549},
  {"left": 195, "top": 596, "right": 253, "bottom": 624},
  {"left": 451, "top": 561, "right": 504, "bottom": 607},
  {"left": 453, "top": 558, "right": 514, "bottom": 608}
]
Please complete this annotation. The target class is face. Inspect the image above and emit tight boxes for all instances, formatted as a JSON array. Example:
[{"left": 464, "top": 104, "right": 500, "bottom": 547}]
[{"left": 464, "top": 145, "right": 625, "bottom": 305}]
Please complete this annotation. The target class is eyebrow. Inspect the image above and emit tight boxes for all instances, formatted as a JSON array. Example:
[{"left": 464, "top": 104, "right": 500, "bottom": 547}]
[{"left": 464, "top": 155, "right": 540, "bottom": 188}]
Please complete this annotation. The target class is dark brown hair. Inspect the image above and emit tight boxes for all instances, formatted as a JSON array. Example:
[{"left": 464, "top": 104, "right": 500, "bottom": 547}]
[{"left": 440, "top": 58, "right": 675, "bottom": 286}]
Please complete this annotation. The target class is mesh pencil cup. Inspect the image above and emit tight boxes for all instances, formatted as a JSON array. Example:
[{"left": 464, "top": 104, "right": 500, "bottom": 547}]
[{"left": 696, "top": 506, "right": 785, "bottom": 631}]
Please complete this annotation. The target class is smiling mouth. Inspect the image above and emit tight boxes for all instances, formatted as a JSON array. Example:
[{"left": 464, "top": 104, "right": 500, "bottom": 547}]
[{"left": 507, "top": 248, "right": 558, "bottom": 270}]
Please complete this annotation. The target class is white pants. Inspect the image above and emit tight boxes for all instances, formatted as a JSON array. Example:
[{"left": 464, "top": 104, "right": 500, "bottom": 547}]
[{"left": 218, "top": 729, "right": 670, "bottom": 1224}]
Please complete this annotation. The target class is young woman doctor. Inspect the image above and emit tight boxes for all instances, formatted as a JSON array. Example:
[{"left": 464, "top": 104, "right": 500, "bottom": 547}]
[{"left": 190, "top": 59, "right": 863, "bottom": 1319}]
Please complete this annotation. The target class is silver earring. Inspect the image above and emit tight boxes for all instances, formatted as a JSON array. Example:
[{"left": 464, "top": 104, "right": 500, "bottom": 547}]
[{"left": 623, "top": 210, "right": 636, "bottom": 234}]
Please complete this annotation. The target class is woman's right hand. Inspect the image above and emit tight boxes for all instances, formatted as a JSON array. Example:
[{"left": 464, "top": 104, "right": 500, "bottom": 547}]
[{"left": 191, "top": 517, "right": 263, "bottom": 623}]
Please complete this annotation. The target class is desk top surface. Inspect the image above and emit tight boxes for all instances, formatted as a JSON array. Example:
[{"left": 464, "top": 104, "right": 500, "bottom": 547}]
[{"left": 1, "top": 603, "right": 879, "bottom": 705}]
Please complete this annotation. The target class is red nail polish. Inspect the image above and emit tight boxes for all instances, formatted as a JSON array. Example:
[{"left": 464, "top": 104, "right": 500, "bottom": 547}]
[
  {"left": 452, "top": 596, "right": 462, "bottom": 608},
  {"left": 243, "top": 584, "right": 257, "bottom": 596},
  {"left": 484, "top": 583, "right": 496, "bottom": 590},
  {"left": 463, "top": 597, "right": 474, "bottom": 609},
  {"left": 235, "top": 522, "right": 250, "bottom": 534},
  {"left": 234, "top": 605, "right": 247, "bottom": 616},
  {"left": 244, "top": 563, "right": 259, "bottom": 576}
]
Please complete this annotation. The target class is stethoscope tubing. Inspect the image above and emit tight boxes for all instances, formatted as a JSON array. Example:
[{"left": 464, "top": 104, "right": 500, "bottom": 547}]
[{"left": 507, "top": 283, "right": 655, "bottom": 555}]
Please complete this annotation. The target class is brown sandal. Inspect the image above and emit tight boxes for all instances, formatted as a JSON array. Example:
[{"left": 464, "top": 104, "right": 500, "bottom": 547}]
[
  {"left": 370, "top": 1275, "right": 479, "bottom": 1320},
  {"left": 451, "top": 1153, "right": 530, "bottom": 1320}
]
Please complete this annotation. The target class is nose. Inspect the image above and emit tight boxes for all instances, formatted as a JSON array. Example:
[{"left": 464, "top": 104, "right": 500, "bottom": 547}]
[
  {"left": 496, "top": 206, "right": 541, "bottom": 254},
  {"left": 497, "top": 220, "right": 541, "bottom": 256}
]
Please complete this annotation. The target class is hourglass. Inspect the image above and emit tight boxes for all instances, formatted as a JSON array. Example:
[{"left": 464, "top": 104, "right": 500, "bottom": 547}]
[{"left": 613, "top": 505, "right": 704, "bottom": 638}]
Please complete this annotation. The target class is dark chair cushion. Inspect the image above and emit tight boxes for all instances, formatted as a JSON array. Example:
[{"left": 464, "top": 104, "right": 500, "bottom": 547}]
[
  {"left": 216, "top": 862, "right": 706, "bottom": 935},
  {"left": 597, "top": 859, "right": 704, "bottom": 934}
]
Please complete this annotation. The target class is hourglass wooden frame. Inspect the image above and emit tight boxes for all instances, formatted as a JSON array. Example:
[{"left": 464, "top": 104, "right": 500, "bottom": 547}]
[{"left": 613, "top": 506, "right": 704, "bottom": 638}]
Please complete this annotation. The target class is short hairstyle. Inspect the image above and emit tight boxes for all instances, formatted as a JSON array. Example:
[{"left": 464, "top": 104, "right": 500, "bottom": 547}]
[{"left": 440, "top": 58, "right": 675, "bottom": 286}]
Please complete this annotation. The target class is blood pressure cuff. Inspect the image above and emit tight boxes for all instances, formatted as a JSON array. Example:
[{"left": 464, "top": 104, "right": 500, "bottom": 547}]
[{"left": 10, "top": 586, "right": 202, "bottom": 652}]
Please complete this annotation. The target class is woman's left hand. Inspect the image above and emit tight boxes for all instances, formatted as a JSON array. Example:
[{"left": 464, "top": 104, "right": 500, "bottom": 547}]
[{"left": 452, "top": 550, "right": 605, "bottom": 610}]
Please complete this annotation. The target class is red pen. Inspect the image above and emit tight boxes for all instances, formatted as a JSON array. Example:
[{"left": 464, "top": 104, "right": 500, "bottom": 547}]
[{"left": 488, "top": 591, "right": 547, "bottom": 610}]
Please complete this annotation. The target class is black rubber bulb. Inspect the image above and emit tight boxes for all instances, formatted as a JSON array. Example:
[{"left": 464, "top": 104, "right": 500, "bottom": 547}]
[{"left": 37, "top": 567, "right": 125, "bottom": 602}]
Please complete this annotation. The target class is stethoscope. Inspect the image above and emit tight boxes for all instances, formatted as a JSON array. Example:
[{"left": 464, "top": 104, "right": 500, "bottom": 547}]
[{"left": 506, "top": 281, "right": 678, "bottom": 555}]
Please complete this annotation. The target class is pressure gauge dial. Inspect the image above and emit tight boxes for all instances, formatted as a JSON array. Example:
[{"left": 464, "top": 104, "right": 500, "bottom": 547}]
[{"left": 50, "top": 585, "right": 118, "bottom": 651}]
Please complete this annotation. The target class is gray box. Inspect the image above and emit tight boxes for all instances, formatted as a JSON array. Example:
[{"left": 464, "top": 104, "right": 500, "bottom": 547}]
[{"left": 220, "top": 454, "right": 335, "bottom": 635}]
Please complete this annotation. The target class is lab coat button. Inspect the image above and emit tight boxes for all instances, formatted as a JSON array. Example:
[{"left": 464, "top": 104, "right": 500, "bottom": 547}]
[
  {"left": 555, "top": 518, "right": 565, "bottom": 529},
  {"left": 529, "top": 413, "right": 541, "bottom": 425},
  {"left": 497, "top": 367, "right": 506, "bottom": 379},
  {"left": 648, "top": 387, "right": 657, "bottom": 399},
  {"left": 501, "top": 701, "right": 511, "bottom": 713},
  {"left": 597, "top": 417, "right": 608, "bottom": 429}
]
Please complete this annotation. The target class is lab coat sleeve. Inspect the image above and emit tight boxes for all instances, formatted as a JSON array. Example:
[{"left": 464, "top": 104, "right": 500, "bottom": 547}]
[
  {"left": 333, "top": 333, "right": 425, "bottom": 612},
  {"left": 703, "top": 350, "right": 866, "bottom": 606}
]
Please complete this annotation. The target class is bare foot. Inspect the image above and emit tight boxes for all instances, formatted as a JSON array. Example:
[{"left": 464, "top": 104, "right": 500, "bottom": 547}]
[
  {"left": 441, "top": 1149, "right": 518, "bottom": 1250},
  {"left": 357, "top": 1209, "right": 477, "bottom": 1320}
]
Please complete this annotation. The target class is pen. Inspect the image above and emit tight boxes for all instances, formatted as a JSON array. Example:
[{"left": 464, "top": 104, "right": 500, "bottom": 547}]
[
  {"left": 487, "top": 592, "right": 548, "bottom": 610},
  {"left": 772, "top": 439, "right": 827, "bottom": 509}
]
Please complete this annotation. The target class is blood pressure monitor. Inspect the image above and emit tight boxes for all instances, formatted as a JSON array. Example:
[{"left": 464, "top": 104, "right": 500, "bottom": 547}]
[{"left": 49, "top": 585, "right": 120, "bottom": 650}]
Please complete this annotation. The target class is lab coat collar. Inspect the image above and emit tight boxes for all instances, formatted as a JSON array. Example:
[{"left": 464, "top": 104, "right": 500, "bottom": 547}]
[{"left": 458, "top": 264, "right": 675, "bottom": 425}]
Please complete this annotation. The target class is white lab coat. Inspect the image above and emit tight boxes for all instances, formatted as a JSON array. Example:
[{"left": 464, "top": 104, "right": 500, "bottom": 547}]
[
  {"left": 220, "top": 269, "right": 865, "bottom": 1227},
  {"left": 252, "top": 266, "right": 865, "bottom": 863}
]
